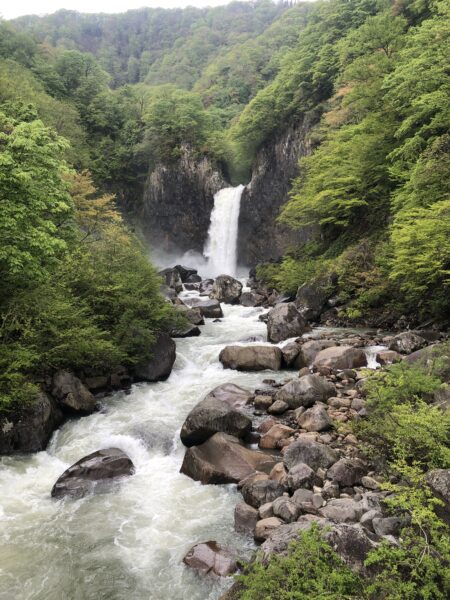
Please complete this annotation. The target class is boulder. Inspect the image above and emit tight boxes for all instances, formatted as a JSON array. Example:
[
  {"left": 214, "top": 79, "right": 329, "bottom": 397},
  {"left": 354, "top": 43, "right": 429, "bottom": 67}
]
[
  {"left": 294, "top": 340, "right": 336, "bottom": 369},
  {"left": 319, "top": 498, "right": 364, "bottom": 523},
  {"left": 52, "top": 371, "right": 96, "bottom": 414},
  {"left": 240, "top": 292, "right": 265, "bottom": 307},
  {"left": 219, "top": 345, "right": 283, "bottom": 371},
  {"left": 267, "top": 303, "right": 311, "bottom": 343},
  {"left": 171, "top": 324, "right": 201, "bottom": 338},
  {"left": 185, "top": 274, "right": 202, "bottom": 284},
  {"left": 313, "top": 346, "right": 367, "bottom": 370},
  {"left": 327, "top": 458, "right": 367, "bottom": 487},
  {"left": 376, "top": 350, "right": 402, "bottom": 365},
  {"left": 372, "top": 517, "right": 403, "bottom": 537},
  {"left": 234, "top": 502, "right": 258, "bottom": 535},
  {"left": 206, "top": 383, "right": 253, "bottom": 409},
  {"left": 199, "top": 279, "right": 214, "bottom": 294},
  {"left": 272, "top": 496, "right": 299, "bottom": 523},
  {"left": 260, "top": 515, "right": 324, "bottom": 562},
  {"left": 281, "top": 341, "right": 302, "bottom": 367},
  {"left": 254, "top": 395, "right": 273, "bottom": 410},
  {"left": 324, "top": 523, "right": 377, "bottom": 571},
  {"left": 180, "top": 433, "right": 276, "bottom": 484},
  {"left": 275, "top": 375, "right": 335, "bottom": 409},
  {"left": 287, "top": 462, "right": 315, "bottom": 491},
  {"left": 254, "top": 517, "right": 283, "bottom": 542},
  {"left": 210, "top": 275, "right": 243, "bottom": 304},
  {"left": 134, "top": 333, "right": 176, "bottom": 382},
  {"left": 180, "top": 396, "right": 252, "bottom": 447},
  {"left": 183, "top": 297, "right": 224, "bottom": 318},
  {"left": 0, "top": 392, "right": 63, "bottom": 454},
  {"left": 295, "top": 275, "right": 336, "bottom": 321},
  {"left": 259, "top": 424, "right": 294, "bottom": 450},
  {"left": 159, "top": 268, "right": 183, "bottom": 293},
  {"left": 51, "top": 448, "right": 135, "bottom": 499},
  {"left": 241, "top": 479, "right": 285, "bottom": 509},
  {"left": 388, "top": 332, "right": 427, "bottom": 355},
  {"left": 174, "top": 305, "right": 205, "bottom": 326},
  {"left": 298, "top": 404, "right": 332, "bottom": 432},
  {"left": 160, "top": 284, "right": 177, "bottom": 301},
  {"left": 427, "top": 469, "right": 450, "bottom": 525},
  {"left": 267, "top": 399, "right": 289, "bottom": 415},
  {"left": 183, "top": 541, "right": 238, "bottom": 577},
  {"left": 174, "top": 265, "right": 198, "bottom": 282},
  {"left": 283, "top": 438, "right": 339, "bottom": 471}
]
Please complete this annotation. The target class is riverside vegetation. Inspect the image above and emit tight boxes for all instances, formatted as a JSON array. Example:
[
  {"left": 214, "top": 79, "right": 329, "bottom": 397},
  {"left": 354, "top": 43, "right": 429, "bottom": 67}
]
[{"left": 0, "top": 0, "right": 449, "bottom": 599}]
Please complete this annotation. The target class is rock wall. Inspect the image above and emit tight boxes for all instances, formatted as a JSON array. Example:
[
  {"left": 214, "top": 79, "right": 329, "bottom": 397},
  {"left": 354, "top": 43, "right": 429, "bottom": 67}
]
[
  {"left": 237, "top": 116, "right": 317, "bottom": 268},
  {"left": 139, "top": 146, "right": 226, "bottom": 254}
]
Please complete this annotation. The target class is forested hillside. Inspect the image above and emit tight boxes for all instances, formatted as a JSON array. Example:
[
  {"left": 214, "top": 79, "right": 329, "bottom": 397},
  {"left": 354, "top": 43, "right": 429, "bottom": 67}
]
[
  {"left": 1, "top": 0, "right": 449, "bottom": 409},
  {"left": 1, "top": 2, "right": 449, "bottom": 598}
]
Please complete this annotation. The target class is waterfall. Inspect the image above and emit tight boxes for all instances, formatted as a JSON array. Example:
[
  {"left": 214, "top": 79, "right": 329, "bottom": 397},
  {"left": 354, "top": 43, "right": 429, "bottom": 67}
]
[{"left": 203, "top": 185, "right": 244, "bottom": 277}]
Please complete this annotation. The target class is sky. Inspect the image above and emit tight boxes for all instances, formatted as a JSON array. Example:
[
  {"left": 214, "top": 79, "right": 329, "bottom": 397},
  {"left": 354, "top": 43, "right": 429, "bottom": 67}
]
[{"left": 1, "top": 1, "right": 247, "bottom": 21}]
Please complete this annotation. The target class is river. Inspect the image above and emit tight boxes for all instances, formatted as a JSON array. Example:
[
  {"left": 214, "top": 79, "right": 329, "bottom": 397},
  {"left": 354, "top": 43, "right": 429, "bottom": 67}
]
[{"left": 0, "top": 295, "right": 288, "bottom": 600}]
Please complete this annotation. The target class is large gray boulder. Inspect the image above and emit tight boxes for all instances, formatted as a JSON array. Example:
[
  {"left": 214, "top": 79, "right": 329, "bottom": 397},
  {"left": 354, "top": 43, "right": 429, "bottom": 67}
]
[
  {"left": 183, "top": 297, "right": 224, "bottom": 319},
  {"left": 180, "top": 396, "right": 251, "bottom": 447},
  {"left": 298, "top": 404, "right": 332, "bottom": 432},
  {"left": 295, "top": 274, "right": 336, "bottom": 321},
  {"left": 427, "top": 469, "right": 450, "bottom": 525},
  {"left": 241, "top": 479, "right": 285, "bottom": 509},
  {"left": 134, "top": 333, "right": 176, "bottom": 382},
  {"left": 159, "top": 268, "right": 183, "bottom": 293},
  {"left": 180, "top": 432, "right": 276, "bottom": 484},
  {"left": 283, "top": 438, "right": 339, "bottom": 471},
  {"left": 319, "top": 498, "right": 364, "bottom": 523},
  {"left": 174, "top": 304, "right": 205, "bottom": 326},
  {"left": 327, "top": 458, "right": 367, "bottom": 487},
  {"left": 313, "top": 346, "right": 367, "bottom": 370},
  {"left": 260, "top": 517, "right": 375, "bottom": 572},
  {"left": 51, "top": 448, "right": 135, "bottom": 499},
  {"left": 219, "top": 345, "right": 283, "bottom": 371},
  {"left": 275, "top": 374, "right": 335, "bottom": 409},
  {"left": 174, "top": 265, "right": 198, "bottom": 282},
  {"left": 260, "top": 515, "right": 324, "bottom": 562},
  {"left": 206, "top": 383, "right": 253, "bottom": 409},
  {"left": 267, "top": 303, "right": 311, "bottom": 343},
  {"left": 52, "top": 371, "right": 96, "bottom": 414},
  {"left": 294, "top": 340, "right": 336, "bottom": 368},
  {"left": 0, "top": 392, "right": 63, "bottom": 455},
  {"left": 234, "top": 502, "right": 258, "bottom": 535},
  {"left": 171, "top": 324, "right": 201, "bottom": 338},
  {"left": 388, "top": 332, "right": 427, "bottom": 355},
  {"left": 183, "top": 541, "right": 238, "bottom": 577},
  {"left": 210, "top": 275, "right": 243, "bottom": 304}
]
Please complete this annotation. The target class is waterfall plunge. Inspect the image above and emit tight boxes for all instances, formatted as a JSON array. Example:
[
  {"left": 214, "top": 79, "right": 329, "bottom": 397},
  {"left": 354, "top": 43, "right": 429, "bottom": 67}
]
[{"left": 203, "top": 185, "right": 244, "bottom": 278}]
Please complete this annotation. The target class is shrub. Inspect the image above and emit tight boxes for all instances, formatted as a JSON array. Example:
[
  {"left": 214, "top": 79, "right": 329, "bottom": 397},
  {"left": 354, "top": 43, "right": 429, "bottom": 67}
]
[{"left": 236, "top": 525, "right": 364, "bottom": 600}]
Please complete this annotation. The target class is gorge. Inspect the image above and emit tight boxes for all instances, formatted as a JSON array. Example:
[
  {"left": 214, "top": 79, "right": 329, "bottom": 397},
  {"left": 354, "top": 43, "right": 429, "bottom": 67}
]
[{"left": 1, "top": 1, "right": 449, "bottom": 599}]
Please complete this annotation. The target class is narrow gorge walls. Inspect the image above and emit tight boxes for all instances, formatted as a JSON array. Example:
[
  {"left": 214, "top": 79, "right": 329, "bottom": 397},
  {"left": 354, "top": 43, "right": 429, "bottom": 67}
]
[
  {"left": 238, "top": 116, "right": 317, "bottom": 267},
  {"left": 137, "top": 117, "right": 316, "bottom": 270},
  {"left": 139, "top": 147, "right": 226, "bottom": 254}
]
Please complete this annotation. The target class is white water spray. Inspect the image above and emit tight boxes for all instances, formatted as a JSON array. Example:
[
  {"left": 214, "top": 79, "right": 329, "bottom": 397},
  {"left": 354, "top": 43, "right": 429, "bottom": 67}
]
[{"left": 203, "top": 185, "right": 244, "bottom": 277}]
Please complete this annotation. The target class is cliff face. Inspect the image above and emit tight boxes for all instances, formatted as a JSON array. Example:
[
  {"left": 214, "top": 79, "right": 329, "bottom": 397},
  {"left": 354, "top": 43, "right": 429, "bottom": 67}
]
[
  {"left": 237, "top": 116, "right": 316, "bottom": 267},
  {"left": 139, "top": 146, "right": 226, "bottom": 254}
]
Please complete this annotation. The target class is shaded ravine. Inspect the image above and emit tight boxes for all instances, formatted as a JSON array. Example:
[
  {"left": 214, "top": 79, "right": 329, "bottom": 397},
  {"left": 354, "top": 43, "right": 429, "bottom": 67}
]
[{"left": 0, "top": 300, "right": 286, "bottom": 600}]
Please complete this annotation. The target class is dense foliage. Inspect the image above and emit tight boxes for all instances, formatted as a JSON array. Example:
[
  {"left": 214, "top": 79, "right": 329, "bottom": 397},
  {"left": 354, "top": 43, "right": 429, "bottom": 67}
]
[
  {"left": 0, "top": 107, "right": 175, "bottom": 409},
  {"left": 253, "top": 0, "right": 450, "bottom": 324}
]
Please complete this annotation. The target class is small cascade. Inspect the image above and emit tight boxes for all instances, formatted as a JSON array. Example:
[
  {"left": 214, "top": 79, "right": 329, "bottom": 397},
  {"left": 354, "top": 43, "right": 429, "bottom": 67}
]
[{"left": 203, "top": 185, "right": 244, "bottom": 277}]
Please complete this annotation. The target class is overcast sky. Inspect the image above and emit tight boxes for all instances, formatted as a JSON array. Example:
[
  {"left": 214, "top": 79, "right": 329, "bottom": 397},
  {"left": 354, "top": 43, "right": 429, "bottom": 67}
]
[{"left": 1, "top": 1, "right": 256, "bottom": 21}]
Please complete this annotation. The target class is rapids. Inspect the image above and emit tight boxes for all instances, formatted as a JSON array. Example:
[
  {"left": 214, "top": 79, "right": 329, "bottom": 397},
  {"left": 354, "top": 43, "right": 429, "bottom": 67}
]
[{"left": 0, "top": 297, "right": 283, "bottom": 600}]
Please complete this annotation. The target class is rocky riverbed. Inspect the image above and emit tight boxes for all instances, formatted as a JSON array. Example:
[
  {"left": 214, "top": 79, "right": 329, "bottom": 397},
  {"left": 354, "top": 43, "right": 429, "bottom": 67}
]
[{"left": 0, "top": 267, "right": 447, "bottom": 600}]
